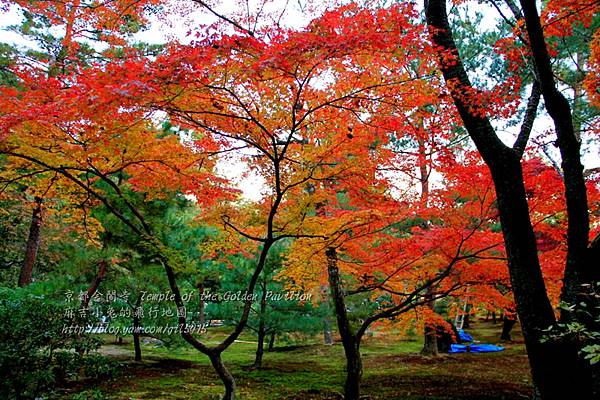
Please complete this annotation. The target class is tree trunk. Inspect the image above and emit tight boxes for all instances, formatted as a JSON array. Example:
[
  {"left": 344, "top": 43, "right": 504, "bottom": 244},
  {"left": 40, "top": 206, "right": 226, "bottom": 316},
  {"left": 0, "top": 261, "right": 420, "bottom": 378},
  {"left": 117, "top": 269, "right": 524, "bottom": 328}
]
[
  {"left": 267, "top": 332, "right": 275, "bottom": 352},
  {"left": 517, "top": 1, "right": 595, "bottom": 395},
  {"left": 254, "top": 326, "right": 266, "bottom": 368},
  {"left": 518, "top": 0, "right": 593, "bottom": 299},
  {"left": 424, "top": 1, "right": 592, "bottom": 397},
  {"left": 133, "top": 315, "right": 142, "bottom": 362},
  {"left": 326, "top": 247, "right": 362, "bottom": 400},
  {"left": 500, "top": 316, "right": 517, "bottom": 341},
  {"left": 344, "top": 343, "right": 362, "bottom": 400},
  {"left": 421, "top": 290, "right": 438, "bottom": 356},
  {"left": 491, "top": 140, "right": 585, "bottom": 400},
  {"left": 133, "top": 296, "right": 142, "bottom": 361},
  {"left": 463, "top": 304, "right": 471, "bottom": 329},
  {"left": 209, "top": 353, "right": 236, "bottom": 400},
  {"left": 18, "top": 197, "right": 43, "bottom": 287},
  {"left": 253, "top": 278, "right": 268, "bottom": 368},
  {"left": 421, "top": 323, "right": 438, "bottom": 356},
  {"left": 81, "top": 260, "right": 108, "bottom": 309}
]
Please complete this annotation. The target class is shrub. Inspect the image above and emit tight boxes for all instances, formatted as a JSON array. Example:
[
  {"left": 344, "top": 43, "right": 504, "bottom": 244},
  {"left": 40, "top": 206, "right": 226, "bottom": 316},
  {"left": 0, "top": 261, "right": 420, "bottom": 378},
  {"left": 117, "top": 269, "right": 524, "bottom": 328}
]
[{"left": 0, "top": 287, "right": 118, "bottom": 399}]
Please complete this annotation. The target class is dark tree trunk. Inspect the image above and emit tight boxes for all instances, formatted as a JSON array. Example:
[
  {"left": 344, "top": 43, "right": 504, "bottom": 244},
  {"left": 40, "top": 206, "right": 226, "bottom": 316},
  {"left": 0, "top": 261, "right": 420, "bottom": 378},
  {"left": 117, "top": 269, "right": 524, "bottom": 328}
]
[
  {"left": 518, "top": 0, "right": 596, "bottom": 395},
  {"left": 437, "top": 323, "right": 455, "bottom": 352},
  {"left": 133, "top": 316, "right": 142, "bottom": 362},
  {"left": 209, "top": 353, "right": 236, "bottom": 400},
  {"left": 424, "top": 1, "right": 592, "bottom": 397},
  {"left": 344, "top": 344, "right": 362, "bottom": 400},
  {"left": 463, "top": 304, "right": 471, "bottom": 329},
  {"left": 161, "top": 252, "right": 265, "bottom": 400},
  {"left": 421, "top": 323, "right": 438, "bottom": 356},
  {"left": 326, "top": 247, "right": 362, "bottom": 400},
  {"left": 500, "top": 316, "right": 517, "bottom": 341},
  {"left": 518, "top": 0, "right": 593, "bottom": 299},
  {"left": 81, "top": 260, "right": 108, "bottom": 309},
  {"left": 133, "top": 296, "right": 142, "bottom": 361},
  {"left": 267, "top": 332, "right": 275, "bottom": 352},
  {"left": 483, "top": 107, "right": 587, "bottom": 400},
  {"left": 18, "top": 197, "right": 43, "bottom": 287},
  {"left": 76, "top": 260, "right": 109, "bottom": 356},
  {"left": 254, "top": 327, "right": 265, "bottom": 368},
  {"left": 421, "top": 291, "right": 438, "bottom": 356},
  {"left": 253, "top": 278, "right": 268, "bottom": 368},
  {"left": 516, "top": 4, "right": 598, "bottom": 394}
]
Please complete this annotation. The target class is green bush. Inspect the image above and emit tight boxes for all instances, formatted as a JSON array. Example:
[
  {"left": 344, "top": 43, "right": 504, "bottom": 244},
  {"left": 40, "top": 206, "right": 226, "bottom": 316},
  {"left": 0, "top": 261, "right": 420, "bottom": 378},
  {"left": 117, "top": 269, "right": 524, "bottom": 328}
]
[
  {"left": 82, "top": 354, "right": 121, "bottom": 380},
  {"left": 53, "top": 351, "right": 82, "bottom": 382},
  {"left": 71, "top": 388, "right": 106, "bottom": 400},
  {"left": 0, "top": 287, "right": 118, "bottom": 399}
]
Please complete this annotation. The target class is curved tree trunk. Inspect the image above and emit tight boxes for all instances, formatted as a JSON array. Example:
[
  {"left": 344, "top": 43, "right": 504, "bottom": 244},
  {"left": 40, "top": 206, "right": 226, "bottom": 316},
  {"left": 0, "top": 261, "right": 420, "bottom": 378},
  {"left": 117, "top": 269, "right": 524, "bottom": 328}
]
[
  {"left": 81, "top": 260, "right": 108, "bottom": 309},
  {"left": 209, "top": 353, "right": 236, "bottom": 400},
  {"left": 18, "top": 196, "right": 43, "bottom": 287}
]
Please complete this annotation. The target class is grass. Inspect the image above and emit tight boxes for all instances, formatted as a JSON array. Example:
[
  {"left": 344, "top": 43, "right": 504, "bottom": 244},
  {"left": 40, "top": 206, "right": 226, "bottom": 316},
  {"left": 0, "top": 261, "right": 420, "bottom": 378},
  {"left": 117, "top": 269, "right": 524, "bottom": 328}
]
[{"left": 54, "top": 319, "right": 532, "bottom": 400}]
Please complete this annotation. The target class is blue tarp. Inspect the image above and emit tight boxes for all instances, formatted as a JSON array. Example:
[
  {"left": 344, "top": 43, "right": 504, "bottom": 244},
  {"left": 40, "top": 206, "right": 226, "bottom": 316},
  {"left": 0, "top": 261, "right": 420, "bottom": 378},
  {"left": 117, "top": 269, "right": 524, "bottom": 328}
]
[
  {"left": 458, "top": 329, "right": 473, "bottom": 342},
  {"left": 449, "top": 329, "right": 504, "bottom": 353},
  {"left": 449, "top": 343, "right": 505, "bottom": 353}
]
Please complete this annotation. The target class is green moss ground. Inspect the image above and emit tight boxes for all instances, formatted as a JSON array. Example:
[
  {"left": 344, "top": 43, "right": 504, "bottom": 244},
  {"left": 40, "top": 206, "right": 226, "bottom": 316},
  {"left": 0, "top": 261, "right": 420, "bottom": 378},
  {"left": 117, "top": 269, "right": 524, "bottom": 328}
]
[{"left": 55, "top": 319, "right": 532, "bottom": 399}]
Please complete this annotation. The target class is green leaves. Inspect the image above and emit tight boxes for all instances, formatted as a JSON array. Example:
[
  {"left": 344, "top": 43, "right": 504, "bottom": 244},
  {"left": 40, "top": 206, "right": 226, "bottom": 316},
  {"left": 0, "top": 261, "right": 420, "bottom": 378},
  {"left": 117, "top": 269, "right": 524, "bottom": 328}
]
[
  {"left": 0, "top": 286, "right": 112, "bottom": 399},
  {"left": 582, "top": 344, "right": 600, "bottom": 364}
]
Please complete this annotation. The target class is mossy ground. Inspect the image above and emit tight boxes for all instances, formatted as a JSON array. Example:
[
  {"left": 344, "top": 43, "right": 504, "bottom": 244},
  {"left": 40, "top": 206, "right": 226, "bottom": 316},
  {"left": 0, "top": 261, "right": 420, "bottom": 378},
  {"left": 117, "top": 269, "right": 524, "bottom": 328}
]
[{"left": 54, "top": 319, "right": 532, "bottom": 399}]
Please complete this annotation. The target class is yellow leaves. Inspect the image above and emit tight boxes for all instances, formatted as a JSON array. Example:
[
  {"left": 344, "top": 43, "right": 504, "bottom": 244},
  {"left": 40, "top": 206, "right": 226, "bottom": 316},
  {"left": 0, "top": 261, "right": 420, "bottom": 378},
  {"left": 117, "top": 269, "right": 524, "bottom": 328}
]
[
  {"left": 279, "top": 238, "right": 328, "bottom": 294},
  {"left": 197, "top": 228, "right": 241, "bottom": 259},
  {"left": 46, "top": 205, "right": 104, "bottom": 248}
]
